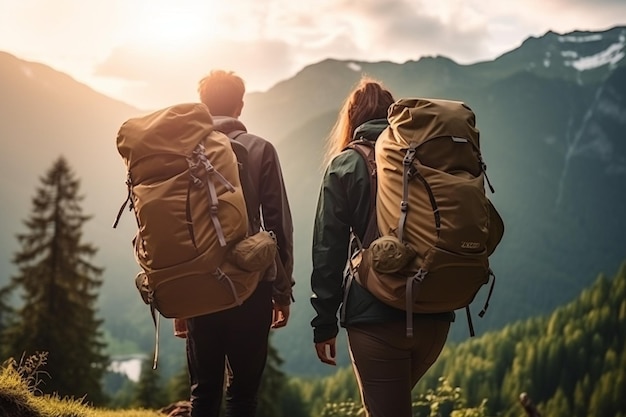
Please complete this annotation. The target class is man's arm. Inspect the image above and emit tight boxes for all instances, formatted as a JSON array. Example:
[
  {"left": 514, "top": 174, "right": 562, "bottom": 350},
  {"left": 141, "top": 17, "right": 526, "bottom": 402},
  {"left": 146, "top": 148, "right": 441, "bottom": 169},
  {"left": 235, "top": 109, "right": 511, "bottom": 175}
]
[{"left": 258, "top": 141, "right": 295, "bottom": 306}]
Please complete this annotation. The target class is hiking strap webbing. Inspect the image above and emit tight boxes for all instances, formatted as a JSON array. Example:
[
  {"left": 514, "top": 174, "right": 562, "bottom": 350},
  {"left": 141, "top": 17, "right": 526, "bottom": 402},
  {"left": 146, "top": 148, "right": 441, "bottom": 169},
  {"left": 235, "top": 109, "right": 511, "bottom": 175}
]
[
  {"left": 465, "top": 269, "right": 496, "bottom": 337},
  {"left": 345, "top": 140, "right": 378, "bottom": 246},
  {"left": 479, "top": 270, "right": 496, "bottom": 318},
  {"left": 206, "top": 172, "right": 228, "bottom": 247},
  {"left": 340, "top": 233, "right": 363, "bottom": 322},
  {"left": 399, "top": 143, "right": 442, "bottom": 239},
  {"left": 404, "top": 269, "right": 426, "bottom": 337},
  {"left": 466, "top": 306, "right": 475, "bottom": 337},
  {"left": 112, "top": 172, "right": 138, "bottom": 229},
  {"left": 464, "top": 138, "right": 495, "bottom": 194},
  {"left": 400, "top": 144, "right": 421, "bottom": 338},
  {"left": 470, "top": 270, "right": 496, "bottom": 336},
  {"left": 340, "top": 140, "right": 377, "bottom": 323},
  {"left": 150, "top": 304, "right": 160, "bottom": 369},
  {"left": 226, "top": 130, "right": 261, "bottom": 229},
  {"left": 398, "top": 143, "right": 419, "bottom": 242},
  {"left": 215, "top": 267, "right": 243, "bottom": 306},
  {"left": 188, "top": 142, "right": 236, "bottom": 247}
]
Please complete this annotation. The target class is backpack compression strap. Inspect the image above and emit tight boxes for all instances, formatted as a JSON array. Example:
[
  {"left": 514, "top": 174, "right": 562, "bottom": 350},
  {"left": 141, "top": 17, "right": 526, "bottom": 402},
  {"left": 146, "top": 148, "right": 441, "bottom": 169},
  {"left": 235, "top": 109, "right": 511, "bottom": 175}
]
[
  {"left": 112, "top": 172, "right": 139, "bottom": 229},
  {"left": 188, "top": 142, "right": 236, "bottom": 247},
  {"left": 398, "top": 142, "right": 441, "bottom": 243},
  {"left": 400, "top": 139, "right": 496, "bottom": 338},
  {"left": 399, "top": 143, "right": 439, "bottom": 337}
]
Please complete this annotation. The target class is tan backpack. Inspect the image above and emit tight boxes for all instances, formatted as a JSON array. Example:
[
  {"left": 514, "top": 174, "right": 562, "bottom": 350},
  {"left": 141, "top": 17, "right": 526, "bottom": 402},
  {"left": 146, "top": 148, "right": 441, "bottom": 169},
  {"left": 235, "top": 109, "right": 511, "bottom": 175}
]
[
  {"left": 113, "top": 103, "right": 275, "bottom": 322},
  {"left": 345, "top": 98, "right": 504, "bottom": 337}
]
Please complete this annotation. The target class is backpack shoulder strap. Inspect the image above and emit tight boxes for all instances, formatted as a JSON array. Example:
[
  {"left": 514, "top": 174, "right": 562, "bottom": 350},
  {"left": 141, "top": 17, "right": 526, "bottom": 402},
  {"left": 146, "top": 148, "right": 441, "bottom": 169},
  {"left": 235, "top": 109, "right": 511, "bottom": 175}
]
[
  {"left": 340, "top": 139, "right": 377, "bottom": 321},
  {"left": 226, "top": 130, "right": 293, "bottom": 303},
  {"left": 227, "top": 129, "right": 246, "bottom": 141},
  {"left": 225, "top": 130, "right": 260, "bottom": 229},
  {"left": 344, "top": 139, "right": 378, "bottom": 247}
]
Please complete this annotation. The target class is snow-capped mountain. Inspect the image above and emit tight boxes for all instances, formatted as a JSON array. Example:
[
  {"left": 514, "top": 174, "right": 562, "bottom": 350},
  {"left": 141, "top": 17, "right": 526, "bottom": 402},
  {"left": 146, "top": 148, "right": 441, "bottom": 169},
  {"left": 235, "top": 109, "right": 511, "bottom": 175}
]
[{"left": 0, "top": 26, "right": 624, "bottom": 377}]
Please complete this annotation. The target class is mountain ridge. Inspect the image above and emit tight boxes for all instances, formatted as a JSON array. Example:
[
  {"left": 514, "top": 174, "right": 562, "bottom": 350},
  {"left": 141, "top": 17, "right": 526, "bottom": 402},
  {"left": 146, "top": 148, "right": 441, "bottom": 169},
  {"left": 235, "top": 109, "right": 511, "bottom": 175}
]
[{"left": 1, "top": 25, "right": 625, "bottom": 377}]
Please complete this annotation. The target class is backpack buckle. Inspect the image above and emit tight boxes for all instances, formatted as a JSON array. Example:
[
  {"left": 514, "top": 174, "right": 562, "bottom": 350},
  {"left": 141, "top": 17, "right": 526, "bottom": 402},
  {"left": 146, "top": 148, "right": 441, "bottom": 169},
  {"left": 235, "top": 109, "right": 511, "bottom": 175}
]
[
  {"left": 403, "top": 148, "right": 416, "bottom": 166},
  {"left": 414, "top": 268, "right": 427, "bottom": 282}
]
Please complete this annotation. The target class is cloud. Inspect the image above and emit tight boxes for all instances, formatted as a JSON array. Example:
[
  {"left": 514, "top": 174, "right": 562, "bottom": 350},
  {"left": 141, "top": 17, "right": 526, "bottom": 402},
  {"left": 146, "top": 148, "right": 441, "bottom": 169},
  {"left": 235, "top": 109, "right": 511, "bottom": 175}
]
[
  {"left": 89, "top": 0, "right": 626, "bottom": 110},
  {"left": 257, "top": 0, "right": 495, "bottom": 65},
  {"left": 3, "top": 0, "right": 624, "bottom": 109},
  {"left": 475, "top": 0, "right": 625, "bottom": 37},
  {"left": 93, "top": 38, "right": 295, "bottom": 109},
  {"left": 338, "top": 0, "right": 491, "bottom": 63}
]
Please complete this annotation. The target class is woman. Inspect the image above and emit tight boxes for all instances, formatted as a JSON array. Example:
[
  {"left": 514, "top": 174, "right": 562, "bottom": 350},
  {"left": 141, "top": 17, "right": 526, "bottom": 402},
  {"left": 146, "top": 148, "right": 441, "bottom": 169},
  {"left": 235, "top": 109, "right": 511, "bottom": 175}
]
[{"left": 310, "top": 76, "right": 454, "bottom": 417}]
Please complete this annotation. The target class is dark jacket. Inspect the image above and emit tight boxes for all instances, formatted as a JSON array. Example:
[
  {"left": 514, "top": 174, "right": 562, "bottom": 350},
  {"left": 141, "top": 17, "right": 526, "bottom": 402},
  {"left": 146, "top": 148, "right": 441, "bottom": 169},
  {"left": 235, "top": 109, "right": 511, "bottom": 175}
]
[
  {"left": 212, "top": 116, "right": 294, "bottom": 306},
  {"left": 310, "top": 119, "right": 453, "bottom": 343}
]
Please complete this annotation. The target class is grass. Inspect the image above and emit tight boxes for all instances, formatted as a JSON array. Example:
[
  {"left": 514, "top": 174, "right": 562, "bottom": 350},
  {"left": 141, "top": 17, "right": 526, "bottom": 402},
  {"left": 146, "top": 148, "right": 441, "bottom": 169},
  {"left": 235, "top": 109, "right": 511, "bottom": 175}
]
[{"left": 0, "top": 353, "right": 163, "bottom": 417}]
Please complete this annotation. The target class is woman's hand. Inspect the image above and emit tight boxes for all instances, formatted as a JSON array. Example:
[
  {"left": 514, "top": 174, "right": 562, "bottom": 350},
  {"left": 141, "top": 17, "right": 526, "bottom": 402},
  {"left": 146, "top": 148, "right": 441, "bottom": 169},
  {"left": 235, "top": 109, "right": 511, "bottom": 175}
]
[{"left": 315, "top": 338, "right": 337, "bottom": 366}]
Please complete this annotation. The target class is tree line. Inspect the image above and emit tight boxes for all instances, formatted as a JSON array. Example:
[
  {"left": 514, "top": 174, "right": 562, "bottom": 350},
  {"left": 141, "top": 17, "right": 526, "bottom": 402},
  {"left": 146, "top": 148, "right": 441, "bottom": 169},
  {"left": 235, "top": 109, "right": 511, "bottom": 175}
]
[{"left": 281, "top": 262, "right": 626, "bottom": 416}]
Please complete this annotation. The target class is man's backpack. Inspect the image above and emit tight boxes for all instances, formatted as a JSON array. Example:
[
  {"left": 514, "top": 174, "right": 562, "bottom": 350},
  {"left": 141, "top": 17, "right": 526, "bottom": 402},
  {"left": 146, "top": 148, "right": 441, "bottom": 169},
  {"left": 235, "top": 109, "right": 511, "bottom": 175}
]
[
  {"left": 345, "top": 98, "right": 504, "bottom": 337},
  {"left": 113, "top": 103, "right": 276, "bottom": 323}
]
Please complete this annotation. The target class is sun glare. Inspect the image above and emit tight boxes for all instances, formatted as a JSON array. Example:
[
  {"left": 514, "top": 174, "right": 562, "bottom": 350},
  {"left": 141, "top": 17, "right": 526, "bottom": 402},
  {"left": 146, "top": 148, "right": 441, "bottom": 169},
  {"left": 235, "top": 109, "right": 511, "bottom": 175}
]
[{"left": 130, "top": 1, "right": 216, "bottom": 47}]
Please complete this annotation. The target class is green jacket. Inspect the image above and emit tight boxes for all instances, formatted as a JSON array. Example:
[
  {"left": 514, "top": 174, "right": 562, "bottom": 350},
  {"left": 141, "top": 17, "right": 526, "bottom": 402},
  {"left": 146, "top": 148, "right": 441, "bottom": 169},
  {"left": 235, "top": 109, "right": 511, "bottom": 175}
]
[{"left": 310, "top": 119, "right": 454, "bottom": 343}]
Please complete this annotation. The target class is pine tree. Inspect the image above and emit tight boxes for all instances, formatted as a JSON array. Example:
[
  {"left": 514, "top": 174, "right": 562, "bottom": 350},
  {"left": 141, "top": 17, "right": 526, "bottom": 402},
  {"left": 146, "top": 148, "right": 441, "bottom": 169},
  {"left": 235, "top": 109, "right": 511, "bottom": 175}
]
[
  {"left": 257, "top": 333, "right": 288, "bottom": 417},
  {"left": 167, "top": 363, "right": 191, "bottom": 403},
  {"left": 0, "top": 156, "right": 108, "bottom": 404},
  {"left": 133, "top": 353, "right": 167, "bottom": 409},
  {"left": 0, "top": 285, "right": 13, "bottom": 342}
]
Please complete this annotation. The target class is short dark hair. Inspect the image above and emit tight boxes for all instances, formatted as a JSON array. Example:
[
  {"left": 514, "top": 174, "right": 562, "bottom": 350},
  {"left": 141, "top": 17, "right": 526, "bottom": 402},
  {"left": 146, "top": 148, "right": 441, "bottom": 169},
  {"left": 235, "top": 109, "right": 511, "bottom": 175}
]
[{"left": 197, "top": 70, "right": 245, "bottom": 116}]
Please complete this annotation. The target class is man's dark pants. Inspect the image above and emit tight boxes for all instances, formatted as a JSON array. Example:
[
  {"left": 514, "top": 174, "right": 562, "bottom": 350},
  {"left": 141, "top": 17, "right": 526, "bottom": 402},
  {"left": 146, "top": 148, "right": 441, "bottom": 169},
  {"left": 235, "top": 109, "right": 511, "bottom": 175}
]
[{"left": 187, "top": 281, "right": 273, "bottom": 417}]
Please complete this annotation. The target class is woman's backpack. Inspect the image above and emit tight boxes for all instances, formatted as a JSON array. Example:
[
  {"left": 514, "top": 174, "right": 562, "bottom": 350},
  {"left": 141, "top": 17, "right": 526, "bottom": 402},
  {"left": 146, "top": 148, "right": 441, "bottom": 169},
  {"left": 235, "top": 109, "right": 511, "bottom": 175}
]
[{"left": 345, "top": 98, "right": 505, "bottom": 337}]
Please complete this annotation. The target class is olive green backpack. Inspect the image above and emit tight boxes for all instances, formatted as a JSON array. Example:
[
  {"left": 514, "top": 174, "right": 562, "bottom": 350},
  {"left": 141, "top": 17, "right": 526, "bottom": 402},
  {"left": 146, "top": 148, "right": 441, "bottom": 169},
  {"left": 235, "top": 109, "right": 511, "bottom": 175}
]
[{"left": 345, "top": 98, "right": 505, "bottom": 337}]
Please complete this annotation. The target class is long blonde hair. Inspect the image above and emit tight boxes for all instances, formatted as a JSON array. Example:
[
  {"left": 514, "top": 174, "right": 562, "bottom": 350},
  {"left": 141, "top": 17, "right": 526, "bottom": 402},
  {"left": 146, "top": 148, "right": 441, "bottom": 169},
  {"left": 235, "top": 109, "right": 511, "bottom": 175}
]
[{"left": 324, "top": 76, "right": 395, "bottom": 164}]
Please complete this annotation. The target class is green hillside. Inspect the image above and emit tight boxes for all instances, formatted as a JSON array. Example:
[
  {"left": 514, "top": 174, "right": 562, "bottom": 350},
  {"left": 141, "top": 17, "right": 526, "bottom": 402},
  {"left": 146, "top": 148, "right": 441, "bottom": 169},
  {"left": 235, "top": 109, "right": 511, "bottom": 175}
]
[{"left": 280, "top": 261, "right": 626, "bottom": 417}]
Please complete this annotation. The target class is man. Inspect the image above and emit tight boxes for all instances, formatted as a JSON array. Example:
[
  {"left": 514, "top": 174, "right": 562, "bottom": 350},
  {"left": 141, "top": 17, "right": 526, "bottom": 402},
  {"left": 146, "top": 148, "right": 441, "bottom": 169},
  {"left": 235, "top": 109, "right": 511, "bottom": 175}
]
[{"left": 186, "top": 69, "right": 294, "bottom": 417}]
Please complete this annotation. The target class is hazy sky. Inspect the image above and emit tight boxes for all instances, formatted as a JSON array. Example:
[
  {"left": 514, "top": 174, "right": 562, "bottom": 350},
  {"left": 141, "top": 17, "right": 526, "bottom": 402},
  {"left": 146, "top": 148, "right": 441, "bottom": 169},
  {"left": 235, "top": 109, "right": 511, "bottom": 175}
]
[{"left": 1, "top": 0, "right": 625, "bottom": 109}]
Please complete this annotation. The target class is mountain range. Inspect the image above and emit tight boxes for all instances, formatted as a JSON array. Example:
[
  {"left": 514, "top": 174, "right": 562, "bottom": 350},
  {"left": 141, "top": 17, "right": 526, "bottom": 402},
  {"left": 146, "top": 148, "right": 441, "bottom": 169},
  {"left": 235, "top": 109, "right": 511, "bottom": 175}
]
[{"left": 1, "top": 25, "right": 625, "bottom": 377}]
